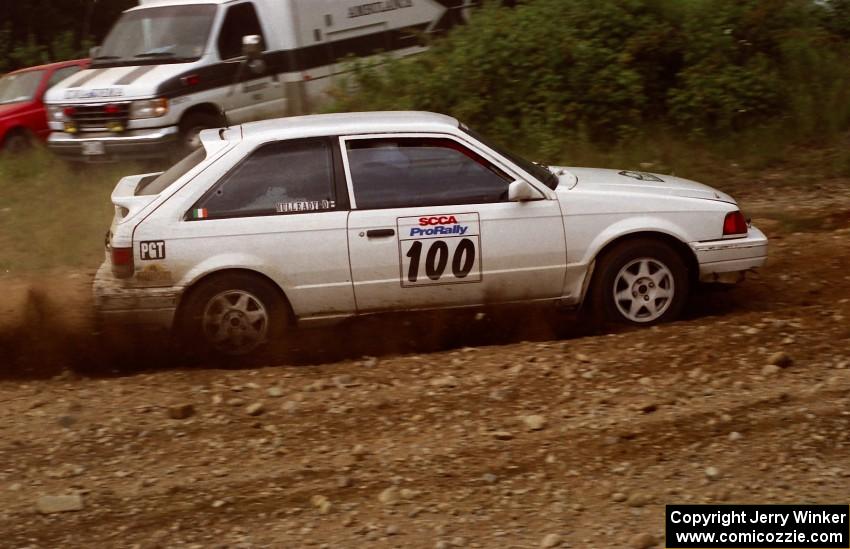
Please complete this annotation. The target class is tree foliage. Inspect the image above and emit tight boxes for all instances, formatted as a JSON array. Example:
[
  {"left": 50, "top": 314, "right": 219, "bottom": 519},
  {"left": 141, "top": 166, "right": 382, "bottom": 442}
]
[
  {"left": 0, "top": 0, "right": 135, "bottom": 72},
  {"left": 332, "top": 0, "right": 850, "bottom": 147}
]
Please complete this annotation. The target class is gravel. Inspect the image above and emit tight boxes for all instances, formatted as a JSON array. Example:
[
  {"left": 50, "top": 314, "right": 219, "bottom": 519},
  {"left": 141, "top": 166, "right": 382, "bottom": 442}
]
[{"left": 36, "top": 495, "right": 83, "bottom": 514}]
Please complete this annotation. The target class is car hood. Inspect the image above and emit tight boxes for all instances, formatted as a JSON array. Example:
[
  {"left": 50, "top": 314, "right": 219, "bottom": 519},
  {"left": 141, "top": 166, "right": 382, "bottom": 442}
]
[{"left": 554, "top": 166, "right": 736, "bottom": 204}]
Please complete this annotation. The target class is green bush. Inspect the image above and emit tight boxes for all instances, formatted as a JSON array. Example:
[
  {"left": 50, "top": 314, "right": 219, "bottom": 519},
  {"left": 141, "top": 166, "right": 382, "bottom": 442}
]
[
  {"left": 330, "top": 0, "right": 850, "bottom": 151},
  {"left": 333, "top": 0, "right": 671, "bottom": 148}
]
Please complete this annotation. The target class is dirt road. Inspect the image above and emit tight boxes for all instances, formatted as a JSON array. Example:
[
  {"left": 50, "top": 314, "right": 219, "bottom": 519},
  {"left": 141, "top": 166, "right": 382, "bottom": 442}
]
[{"left": 1, "top": 177, "right": 849, "bottom": 548}]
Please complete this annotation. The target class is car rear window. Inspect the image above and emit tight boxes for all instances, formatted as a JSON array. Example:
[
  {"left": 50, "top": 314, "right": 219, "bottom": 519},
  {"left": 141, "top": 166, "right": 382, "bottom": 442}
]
[
  {"left": 137, "top": 147, "right": 207, "bottom": 196},
  {"left": 188, "top": 138, "right": 336, "bottom": 220}
]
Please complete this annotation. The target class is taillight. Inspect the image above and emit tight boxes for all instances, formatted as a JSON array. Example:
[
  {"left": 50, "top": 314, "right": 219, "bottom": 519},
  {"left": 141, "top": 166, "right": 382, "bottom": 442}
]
[
  {"left": 63, "top": 106, "right": 76, "bottom": 117},
  {"left": 723, "top": 211, "right": 748, "bottom": 237},
  {"left": 104, "top": 103, "right": 121, "bottom": 115},
  {"left": 111, "top": 246, "right": 134, "bottom": 278}
]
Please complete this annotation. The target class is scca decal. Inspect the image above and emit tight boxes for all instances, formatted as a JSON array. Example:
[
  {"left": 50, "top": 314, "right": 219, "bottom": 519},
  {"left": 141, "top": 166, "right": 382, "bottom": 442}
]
[{"left": 419, "top": 215, "right": 458, "bottom": 226}]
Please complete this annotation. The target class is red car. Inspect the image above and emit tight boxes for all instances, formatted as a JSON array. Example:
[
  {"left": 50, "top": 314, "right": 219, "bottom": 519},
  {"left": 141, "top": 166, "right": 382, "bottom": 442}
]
[{"left": 0, "top": 59, "right": 89, "bottom": 153}]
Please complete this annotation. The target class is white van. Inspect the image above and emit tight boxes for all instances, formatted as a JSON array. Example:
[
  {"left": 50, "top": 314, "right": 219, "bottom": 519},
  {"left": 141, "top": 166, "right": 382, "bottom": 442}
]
[{"left": 44, "top": 0, "right": 473, "bottom": 162}]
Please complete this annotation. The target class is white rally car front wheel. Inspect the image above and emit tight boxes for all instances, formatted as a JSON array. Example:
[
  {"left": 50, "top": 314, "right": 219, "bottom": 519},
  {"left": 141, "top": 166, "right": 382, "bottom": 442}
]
[
  {"left": 178, "top": 273, "right": 288, "bottom": 357},
  {"left": 588, "top": 238, "right": 689, "bottom": 327}
]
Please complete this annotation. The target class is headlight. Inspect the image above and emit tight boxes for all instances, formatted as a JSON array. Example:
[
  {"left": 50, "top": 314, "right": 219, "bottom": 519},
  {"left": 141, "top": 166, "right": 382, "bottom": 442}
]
[
  {"left": 129, "top": 98, "right": 169, "bottom": 119},
  {"left": 47, "top": 105, "right": 67, "bottom": 122}
]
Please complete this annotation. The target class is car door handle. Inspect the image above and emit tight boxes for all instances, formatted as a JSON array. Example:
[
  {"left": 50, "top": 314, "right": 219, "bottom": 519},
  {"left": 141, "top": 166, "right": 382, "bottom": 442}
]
[{"left": 366, "top": 229, "right": 395, "bottom": 238}]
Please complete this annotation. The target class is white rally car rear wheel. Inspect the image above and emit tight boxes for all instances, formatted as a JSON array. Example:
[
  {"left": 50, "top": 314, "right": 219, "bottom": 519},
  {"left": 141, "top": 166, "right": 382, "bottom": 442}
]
[
  {"left": 589, "top": 238, "right": 689, "bottom": 326},
  {"left": 178, "top": 273, "right": 288, "bottom": 357}
]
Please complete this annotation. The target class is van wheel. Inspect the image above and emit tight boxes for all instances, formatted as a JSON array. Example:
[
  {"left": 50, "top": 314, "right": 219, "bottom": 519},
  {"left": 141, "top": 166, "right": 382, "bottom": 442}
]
[
  {"left": 178, "top": 112, "right": 222, "bottom": 154},
  {"left": 178, "top": 273, "right": 288, "bottom": 357},
  {"left": 586, "top": 239, "right": 689, "bottom": 327}
]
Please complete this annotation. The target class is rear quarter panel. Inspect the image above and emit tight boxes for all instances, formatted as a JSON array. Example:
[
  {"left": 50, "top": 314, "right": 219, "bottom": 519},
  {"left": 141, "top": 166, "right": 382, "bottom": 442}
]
[{"left": 127, "top": 141, "right": 356, "bottom": 319}]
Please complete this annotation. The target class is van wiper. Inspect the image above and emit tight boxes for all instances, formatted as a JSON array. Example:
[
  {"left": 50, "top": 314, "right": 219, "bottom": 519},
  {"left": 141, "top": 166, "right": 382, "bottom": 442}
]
[{"left": 94, "top": 55, "right": 121, "bottom": 60}]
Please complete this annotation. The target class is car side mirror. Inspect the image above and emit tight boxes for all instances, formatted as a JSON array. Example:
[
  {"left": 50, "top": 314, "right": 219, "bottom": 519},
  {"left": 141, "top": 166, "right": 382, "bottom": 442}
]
[
  {"left": 89, "top": 45, "right": 101, "bottom": 59},
  {"left": 508, "top": 180, "right": 543, "bottom": 202}
]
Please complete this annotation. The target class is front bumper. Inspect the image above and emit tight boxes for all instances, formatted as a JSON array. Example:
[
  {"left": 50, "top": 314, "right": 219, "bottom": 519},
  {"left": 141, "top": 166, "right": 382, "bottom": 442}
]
[
  {"left": 93, "top": 262, "right": 182, "bottom": 330},
  {"left": 692, "top": 226, "right": 768, "bottom": 283},
  {"left": 48, "top": 126, "right": 179, "bottom": 162}
]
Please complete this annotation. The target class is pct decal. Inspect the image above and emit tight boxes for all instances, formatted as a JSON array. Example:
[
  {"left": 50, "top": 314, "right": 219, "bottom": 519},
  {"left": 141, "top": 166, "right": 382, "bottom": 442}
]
[{"left": 140, "top": 240, "right": 166, "bottom": 260}]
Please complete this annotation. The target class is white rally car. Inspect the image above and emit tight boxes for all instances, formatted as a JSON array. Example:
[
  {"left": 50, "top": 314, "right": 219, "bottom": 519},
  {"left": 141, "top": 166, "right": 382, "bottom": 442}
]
[{"left": 96, "top": 111, "right": 767, "bottom": 355}]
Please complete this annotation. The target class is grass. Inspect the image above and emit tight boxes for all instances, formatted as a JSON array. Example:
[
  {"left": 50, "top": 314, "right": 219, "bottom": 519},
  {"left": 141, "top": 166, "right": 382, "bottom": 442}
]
[
  {"left": 0, "top": 148, "right": 143, "bottom": 274},
  {"left": 541, "top": 127, "right": 850, "bottom": 188}
]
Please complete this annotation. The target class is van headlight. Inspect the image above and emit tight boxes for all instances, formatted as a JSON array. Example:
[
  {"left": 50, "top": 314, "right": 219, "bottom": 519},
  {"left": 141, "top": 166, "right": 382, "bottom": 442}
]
[{"left": 129, "top": 98, "right": 169, "bottom": 119}]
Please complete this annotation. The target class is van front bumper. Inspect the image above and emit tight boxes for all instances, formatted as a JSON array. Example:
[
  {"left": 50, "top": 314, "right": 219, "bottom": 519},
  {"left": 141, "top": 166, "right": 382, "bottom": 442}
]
[
  {"left": 692, "top": 226, "right": 768, "bottom": 283},
  {"left": 48, "top": 126, "right": 179, "bottom": 162}
]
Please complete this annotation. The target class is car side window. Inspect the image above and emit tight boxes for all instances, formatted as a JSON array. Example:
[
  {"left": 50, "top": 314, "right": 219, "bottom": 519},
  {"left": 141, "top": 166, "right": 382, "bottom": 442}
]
[
  {"left": 346, "top": 137, "right": 512, "bottom": 210},
  {"left": 188, "top": 138, "right": 336, "bottom": 220},
  {"left": 217, "top": 2, "right": 265, "bottom": 60},
  {"left": 47, "top": 66, "right": 82, "bottom": 90}
]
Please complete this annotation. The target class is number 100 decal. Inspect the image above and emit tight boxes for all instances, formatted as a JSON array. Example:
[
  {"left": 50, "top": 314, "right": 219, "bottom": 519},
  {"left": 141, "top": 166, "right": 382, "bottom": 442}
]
[{"left": 398, "top": 213, "right": 483, "bottom": 287}]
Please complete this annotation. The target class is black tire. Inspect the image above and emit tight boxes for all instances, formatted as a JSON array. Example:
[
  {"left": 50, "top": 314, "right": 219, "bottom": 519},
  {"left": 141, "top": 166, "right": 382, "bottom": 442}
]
[
  {"left": 178, "top": 111, "right": 223, "bottom": 156},
  {"left": 585, "top": 238, "right": 689, "bottom": 327},
  {"left": 177, "top": 272, "right": 288, "bottom": 357},
  {"left": 3, "top": 130, "right": 33, "bottom": 154}
]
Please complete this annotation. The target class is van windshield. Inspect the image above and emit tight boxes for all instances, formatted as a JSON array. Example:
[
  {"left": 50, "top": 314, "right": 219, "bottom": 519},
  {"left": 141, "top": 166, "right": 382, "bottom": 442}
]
[
  {"left": 0, "top": 71, "right": 44, "bottom": 105},
  {"left": 95, "top": 5, "right": 217, "bottom": 66}
]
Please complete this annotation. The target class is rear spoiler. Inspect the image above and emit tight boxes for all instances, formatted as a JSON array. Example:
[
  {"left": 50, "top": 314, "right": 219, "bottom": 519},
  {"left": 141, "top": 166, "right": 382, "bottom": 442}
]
[
  {"left": 111, "top": 173, "right": 161, "bottom": 222},
  {"left": 200, "top": 125, "right": 241, "bottom": 155}
]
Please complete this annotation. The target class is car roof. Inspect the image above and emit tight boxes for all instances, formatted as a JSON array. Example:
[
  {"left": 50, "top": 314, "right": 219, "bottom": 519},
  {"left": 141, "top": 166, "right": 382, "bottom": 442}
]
[
  {"left": 7, "top": 59, "right": 88, "bottom": 75},
  {"left": 238, "top": 111, "right": 460, "bottom": 141}
]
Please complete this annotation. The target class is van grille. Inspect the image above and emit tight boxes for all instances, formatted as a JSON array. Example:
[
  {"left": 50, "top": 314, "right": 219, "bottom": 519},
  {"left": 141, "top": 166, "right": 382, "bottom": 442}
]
[{"left": 69, "top": 103, "right": 130, "bottom": 131}]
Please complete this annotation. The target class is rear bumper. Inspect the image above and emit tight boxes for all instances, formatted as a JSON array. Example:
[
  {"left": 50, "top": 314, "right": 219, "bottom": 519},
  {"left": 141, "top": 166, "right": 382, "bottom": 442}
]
[
  {"left": 48, "top": 126, "right": 179, "bottom": 162},
  {"left": 93, "top": 262, "right": 181, "bottom": 330},
  {"left": 692, "top": 226, "right": 768, "bottom": 283}
]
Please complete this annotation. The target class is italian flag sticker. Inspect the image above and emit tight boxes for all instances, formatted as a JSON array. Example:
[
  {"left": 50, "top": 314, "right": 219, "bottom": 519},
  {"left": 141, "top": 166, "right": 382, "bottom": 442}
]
[{"left": 192, "top": 208, "right": 208, "bottom": 219}]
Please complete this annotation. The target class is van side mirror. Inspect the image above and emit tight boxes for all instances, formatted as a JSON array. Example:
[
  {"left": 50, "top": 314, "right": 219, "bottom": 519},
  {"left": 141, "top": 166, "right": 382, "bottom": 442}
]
[
  {"left": 89, "top": 46, "right": 101, "bottom": 59},
  {"left": 508, "top": 180, "right": 544, "bottom": 202},
  {"left": 242, "top": 35, "right": 263, "bottom": 60},
  {"left": 241, "top": 35, "right": 266, "bottom": 74}
]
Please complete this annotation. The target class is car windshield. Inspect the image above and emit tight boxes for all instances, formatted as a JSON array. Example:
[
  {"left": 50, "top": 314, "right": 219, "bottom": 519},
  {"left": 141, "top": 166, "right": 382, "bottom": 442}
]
[
  {"left": 462, "top": 125, "right": 560, "bottom": 190},
  {"left": 96, "top": 5, "right": 217, "bottom": 64},
  {"left": 0, "top": 70, "right": 44, "bottom": 105}
]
